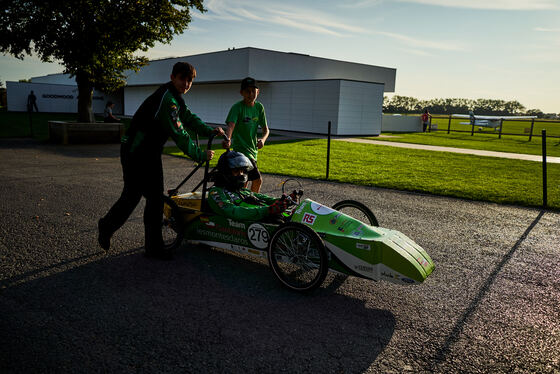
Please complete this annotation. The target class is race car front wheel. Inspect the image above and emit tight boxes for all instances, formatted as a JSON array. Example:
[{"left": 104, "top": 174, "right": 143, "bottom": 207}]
[
  {"left": 332, "top": 200, "right": 379, "bottom": 226},
  {"left": 268, "top": 222, "right": 328, "bottom": 293},
  {"left": 162, "top": 195, "right": 184, "bottom": 251}
]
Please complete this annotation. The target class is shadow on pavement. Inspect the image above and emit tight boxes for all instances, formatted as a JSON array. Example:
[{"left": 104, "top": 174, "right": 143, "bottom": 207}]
[
  {"left": 1, "top": 243, "right": 395, "bottom": 373},
  {"left": 427, "top": 210, "right": 545, "bottom": 372}
]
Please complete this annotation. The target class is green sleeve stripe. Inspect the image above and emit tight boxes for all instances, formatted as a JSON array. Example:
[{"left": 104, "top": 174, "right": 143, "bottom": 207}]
[{"left": 154, "top": 89, "right": 170, "bottom": 119}]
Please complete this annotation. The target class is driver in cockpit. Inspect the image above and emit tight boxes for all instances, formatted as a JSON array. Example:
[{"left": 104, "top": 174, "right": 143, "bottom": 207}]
[{"left": 207, "top": 151, "right": 292, "bottom": 221}]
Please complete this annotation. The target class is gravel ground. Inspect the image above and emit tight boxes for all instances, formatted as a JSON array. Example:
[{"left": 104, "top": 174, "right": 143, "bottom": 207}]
[{"left": 0, "top": 139, "right": 558, "bottom": 373}]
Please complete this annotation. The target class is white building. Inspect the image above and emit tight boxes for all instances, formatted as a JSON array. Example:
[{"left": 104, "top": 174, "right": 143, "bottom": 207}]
[{"left": 7, "top": 47, "right": 396, "bottom": 135}]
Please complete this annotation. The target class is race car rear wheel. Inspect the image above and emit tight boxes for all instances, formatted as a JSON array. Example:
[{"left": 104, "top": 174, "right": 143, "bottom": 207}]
[
  {"left": 162, "top": 195, "right": 184, "bottom": 251},
  {"left": 332, "top": 200, "right": 379, "bottom": 226},
  {"left": 268, "top": 222, "right": 328, "bottom": 292}
]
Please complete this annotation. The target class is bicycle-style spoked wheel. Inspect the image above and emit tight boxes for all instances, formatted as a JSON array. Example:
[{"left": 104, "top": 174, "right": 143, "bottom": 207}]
[
  {"left": 332, "top": 200, "right": 379, "bottom": 227},
  {"left": 268, "top": 222, "right": 328, "bottom": 292},
  {"left": 162, "top": 195, "right": 184, "bottom": 251}
]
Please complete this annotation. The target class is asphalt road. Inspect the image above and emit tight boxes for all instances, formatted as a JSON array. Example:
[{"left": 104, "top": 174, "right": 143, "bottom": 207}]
[{"left": 1, "top": 139, "right": 558, "bottom": 373}]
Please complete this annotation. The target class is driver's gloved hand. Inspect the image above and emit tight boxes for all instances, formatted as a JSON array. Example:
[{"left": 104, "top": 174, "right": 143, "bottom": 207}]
[
  {"left": 289, "top": 189, "right": 303, "bottom": 201},
  {"left": 268, "top": 196, "right": 290, "bottom": 215}
]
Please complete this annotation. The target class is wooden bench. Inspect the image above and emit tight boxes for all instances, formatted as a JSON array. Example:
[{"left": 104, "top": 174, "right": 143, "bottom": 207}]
[{"left": 48, "top": 121, "right": 125, "bottom": 144}]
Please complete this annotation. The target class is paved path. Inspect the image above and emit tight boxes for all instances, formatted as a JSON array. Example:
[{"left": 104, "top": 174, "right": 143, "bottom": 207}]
[
  {"left": 339, "top": 138, "right": 560, "bottom": 163},
  {"left": 1, "top": 139, "right": 558, "bottom": 373}
]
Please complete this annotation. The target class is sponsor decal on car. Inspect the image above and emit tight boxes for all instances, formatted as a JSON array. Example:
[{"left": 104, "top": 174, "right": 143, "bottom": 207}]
[
  {"left": 310, "top": 202, "right": 335, "bottom": 215},
  {"left": 302, "top": 212, "right": 317, "bottom": 225},
  {"left": 417, "top": 257, "right": 429, "bottom": 267},
  {"left": 227, "top": 219, "right": 245, "bottom": 229},
  {"left": 351, "top": 224, "right": 365, "bottom": 238},
  {"left": 329, "top": 213, "right": 341, "bottom": 225},
  {"left": 381, "top": 271, "right": 396, "bottom": 279},
  {"left": 247, "top": 223, "right": 269, "bottom": 249},
  {"left": 337, "top": 220, "right": 352, "bottom": 233},
  {"left": 355, "top": 242, "right": 370, "bottom": 251},
  {"left": 294, "top": 201, "right": 308, "bottom": 215},
  {"left": 196, "top": 228, "right": 248, "bottom": 245},
  {"left": 354, "top": 265, "right": 374, "bottom": 273},
  {"left": 217, "top": 226, "right": 245, "bottom": 236},
  {"left": 200, "top": 216, "right": 215, "bottom": 227}
]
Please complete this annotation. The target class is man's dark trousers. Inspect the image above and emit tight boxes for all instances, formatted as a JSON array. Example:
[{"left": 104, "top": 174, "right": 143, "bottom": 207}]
[{"left": 99, "top": 144, "right": 164, "bottom": 250}]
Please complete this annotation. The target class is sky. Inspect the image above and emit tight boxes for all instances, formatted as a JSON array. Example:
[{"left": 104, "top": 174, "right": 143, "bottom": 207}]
[{"left": 1, "top": 0, "right": 559, "bottom": 113}]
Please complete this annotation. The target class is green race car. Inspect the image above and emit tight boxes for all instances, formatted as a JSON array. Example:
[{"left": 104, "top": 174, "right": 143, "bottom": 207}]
[{"left": 161, "top": 136, "right": 434, "bottom": 292}]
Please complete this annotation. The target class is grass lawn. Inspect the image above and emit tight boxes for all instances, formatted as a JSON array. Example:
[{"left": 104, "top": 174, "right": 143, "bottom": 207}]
[
  {"left": 2, "top": 109, "right": 556, "bottom": 210},
  {"left": 164, "top": 139, "right": 559, "bottom": 210},
  {"left": 370, "top": 131, "right": 560, "bottom": 157}
]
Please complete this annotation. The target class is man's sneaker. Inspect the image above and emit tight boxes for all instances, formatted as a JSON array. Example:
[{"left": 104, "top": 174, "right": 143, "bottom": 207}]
[{"left": 98, "top": 219, "right": 111, "bottom": 251}]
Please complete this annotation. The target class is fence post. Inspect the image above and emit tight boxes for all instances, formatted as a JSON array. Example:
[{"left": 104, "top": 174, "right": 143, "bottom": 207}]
[
  {"left": 447, "top": 115, "right": 451, "bottom": 134},
  {"left": 542, "top": 130, "right": 547, "bottom": 208},
  {"left": 498, "top": 118, "right": 504, "bottom": 139},
  {"left": 528, "top": 118, "right": 535, "bottom": 142},
  {"left": 326, "top": 121, "right": 331, "bottom": 180}
]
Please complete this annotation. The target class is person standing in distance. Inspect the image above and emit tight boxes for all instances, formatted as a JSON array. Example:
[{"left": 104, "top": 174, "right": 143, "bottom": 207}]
[
  {"left": 98, "top": 62, "right": 224, "bottom": 260},
  {"left": 27, "top": 90, "right": 38, "bottom": 112},
  {"left": 103, "top": 101, "right": 120, "bottom": 123},
  {"left": 222, "top": 77, "right": 269, "bottom": 193},
  {"left": 421, "top": 109, "right": 431, "bottom": 132}
]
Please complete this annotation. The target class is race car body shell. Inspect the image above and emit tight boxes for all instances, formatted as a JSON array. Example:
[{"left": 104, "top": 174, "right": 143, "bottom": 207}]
[{"left": 290, "top": 199, "right": 434, "bottom": 284}]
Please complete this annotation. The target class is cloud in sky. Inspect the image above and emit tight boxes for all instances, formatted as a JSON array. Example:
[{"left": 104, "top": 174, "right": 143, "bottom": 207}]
[
  {"left": 397, "top": 0, "right": 560, "bottom": 10},
  {"left": 334, "top": 0, "right": 560, "bottom": 10},
  {"left": 534, "top": 27, "right": 560, "bottom": 32},
  {"left": 198, "top": 0, "right": 368, "bottom": 36},
  {"left": 338, "top": 0, "right": 384, "bottom": 8},
  {"left": 198, "top": 0, "right": 465, "bottom": 52},
  {"left": 375, "top": 31, "right": 467, "bottom": 52}
]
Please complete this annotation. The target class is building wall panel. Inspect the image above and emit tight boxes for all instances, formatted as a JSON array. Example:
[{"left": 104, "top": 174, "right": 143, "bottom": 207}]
[
  {"left": 7, "top": 81, "right": 122, "bottom": 114},
  {"left": 337, "top": 80, "right": 384, "bottom": 135}
]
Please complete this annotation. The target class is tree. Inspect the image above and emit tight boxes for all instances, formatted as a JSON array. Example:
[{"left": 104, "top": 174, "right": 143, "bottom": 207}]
[
  {"left": 1, "top": 0, "right": 205, "bottom": 122},
  {"left": 383, "top": 95, "right": 539, "bottom": 116},
  {"left": 526, "top": 109, "right": 544, "bottom": 118}
]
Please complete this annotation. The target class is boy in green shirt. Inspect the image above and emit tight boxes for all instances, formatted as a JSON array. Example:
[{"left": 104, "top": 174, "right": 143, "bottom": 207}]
[{"left": 223, "top": 77, "right": 269, "bottom": 193}]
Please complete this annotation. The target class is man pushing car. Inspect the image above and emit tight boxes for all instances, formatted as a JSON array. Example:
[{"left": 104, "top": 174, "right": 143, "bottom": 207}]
[{"left": 98, "top": 61, "right": 224, "bottom": 260}]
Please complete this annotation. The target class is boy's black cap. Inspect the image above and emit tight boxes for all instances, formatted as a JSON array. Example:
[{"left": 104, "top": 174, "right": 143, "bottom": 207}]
[{"left": 241, "top": 77, "right": 258, "bottom": 90}]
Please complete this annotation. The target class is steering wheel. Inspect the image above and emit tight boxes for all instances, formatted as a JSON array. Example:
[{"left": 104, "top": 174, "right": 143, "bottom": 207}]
[{"left": 280, "top": 178, "right": 304, "bottom": 204}]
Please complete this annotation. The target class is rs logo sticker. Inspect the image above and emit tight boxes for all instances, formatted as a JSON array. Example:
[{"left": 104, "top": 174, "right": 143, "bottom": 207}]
[{"left": 302, "top": 213, "right": 317, "bottom": 225}]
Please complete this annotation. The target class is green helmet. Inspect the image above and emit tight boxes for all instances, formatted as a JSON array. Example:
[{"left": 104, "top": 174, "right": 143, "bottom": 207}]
[{"left": 214, "top": 151, "right": 253, "bottom": 191}]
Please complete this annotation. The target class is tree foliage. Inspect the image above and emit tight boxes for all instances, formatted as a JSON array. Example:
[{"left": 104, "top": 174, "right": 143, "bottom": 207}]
[
  {"left": 383, "top": 95, "right": 534, "bottom": 116},
  {"left": 1, "top": 0, "right": 205, "bottom": 122}
]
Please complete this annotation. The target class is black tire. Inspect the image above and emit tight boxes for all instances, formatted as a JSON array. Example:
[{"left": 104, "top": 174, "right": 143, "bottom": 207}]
[
  {"left": 268, "top": 222, "right": 328, "bottom": 293},
  {"left": 332, "top": 200, "right": 379, "bottom": 226},
  {"left": 162, "top": 195, "right": 184, "bottom": 251}
]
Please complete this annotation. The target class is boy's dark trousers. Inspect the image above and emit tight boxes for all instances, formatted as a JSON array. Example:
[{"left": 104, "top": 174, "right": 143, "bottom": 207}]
[{"left": 99, "top": 144, "right": 164, "bottom": 250}]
